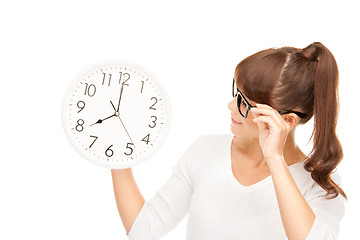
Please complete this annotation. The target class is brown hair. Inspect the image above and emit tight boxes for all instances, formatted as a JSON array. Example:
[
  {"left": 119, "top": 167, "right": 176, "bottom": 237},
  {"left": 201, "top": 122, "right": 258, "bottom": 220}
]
[{"left": 234, "top": 42, "right": 346, "bottom": 200}]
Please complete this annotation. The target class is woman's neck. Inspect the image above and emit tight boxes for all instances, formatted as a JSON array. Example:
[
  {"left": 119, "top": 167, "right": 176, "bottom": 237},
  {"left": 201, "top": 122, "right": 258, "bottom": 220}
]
[{"left": 232, "top": 129, "right": 307, "bottom": 167}]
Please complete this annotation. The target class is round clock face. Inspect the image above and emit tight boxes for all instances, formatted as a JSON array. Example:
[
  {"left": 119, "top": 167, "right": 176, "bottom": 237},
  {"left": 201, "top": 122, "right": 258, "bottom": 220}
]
[{"left": 62, "top": 60, "right": 171, "bottom": 169}]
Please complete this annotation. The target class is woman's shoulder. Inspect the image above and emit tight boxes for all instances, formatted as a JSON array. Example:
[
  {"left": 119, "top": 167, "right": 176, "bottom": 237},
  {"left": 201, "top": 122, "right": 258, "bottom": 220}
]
[
  {"left": 292, "top": 165, "right": 344, "bottom": 201},
  {"left": 178, "top": 133, "right": 231, "bottom": 160},
  {"left": 173, "top": 133, "right": 233, "bottom": 183},
  {"left": 195, "top": 133, "right": 233, "bottom": 145},
  {"left": 181, "top": 133, "right": 232, "bottom": 166}
]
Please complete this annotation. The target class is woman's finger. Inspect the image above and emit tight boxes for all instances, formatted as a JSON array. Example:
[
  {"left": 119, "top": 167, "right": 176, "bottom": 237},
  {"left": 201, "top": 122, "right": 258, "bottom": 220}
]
[
  {"left": 253, "top": 104, "right": 289, "bottom": 126},
  {"left": 253, "top": 115, "right": 279, "bottom": 131},
  {"left": 251, "top": 107, "right": 283, "bottom": 128}
]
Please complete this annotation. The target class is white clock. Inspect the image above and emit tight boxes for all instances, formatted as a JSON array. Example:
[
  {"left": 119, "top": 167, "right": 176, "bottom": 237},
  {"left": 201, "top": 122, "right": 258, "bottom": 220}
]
[{"left": 62, "top": 60, "right": 171, "bottom": 169}]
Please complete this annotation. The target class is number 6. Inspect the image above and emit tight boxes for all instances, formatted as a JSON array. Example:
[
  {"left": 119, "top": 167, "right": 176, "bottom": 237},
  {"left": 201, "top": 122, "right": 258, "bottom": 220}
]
[{"left": 105, "top": 145, "right": 114, "bottom": 157}]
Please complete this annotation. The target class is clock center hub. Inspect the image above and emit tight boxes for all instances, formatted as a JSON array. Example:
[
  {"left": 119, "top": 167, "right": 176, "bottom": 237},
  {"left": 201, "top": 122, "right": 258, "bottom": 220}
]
[{"left": 115, "top": 111, "right": 120, "bottom": 117}]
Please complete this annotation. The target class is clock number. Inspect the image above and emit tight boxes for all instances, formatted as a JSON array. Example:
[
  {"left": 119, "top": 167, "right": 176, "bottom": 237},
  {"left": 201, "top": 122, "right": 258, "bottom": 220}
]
[
  {"left": 84, "top": 83, "right": 96, "bottom": 97},
  {"left": 149, "top": 97, "right": 157, "bottom": 110},
  {"left": 77, "top": 100, "right": 85, "bottom": 113},
  {"left": 119, "top": 72, "right": 130, "bottom": 85},
  {"left": 89, "top": 135, "right": 98, "bottom": 148},
  {"left": 149, "top": 116, "right": 157, "bottom": 128},
  {"left": 75, "top": 119, "right": 85, "bottom": 132},
  {"left": 142, "top": 134, "right": 150, "bottom": 144},
  {"left": 102, "top": 73, "right": 112, "bottom": 86},
  {"left": 124, "top": 143, "right": 134, "bottom": 156},
  {"left": 105, "top": 145, "right": 114, "bottom": 157},
  {"left": 140, "top": 80, "right": 144, "bottom": 93}
]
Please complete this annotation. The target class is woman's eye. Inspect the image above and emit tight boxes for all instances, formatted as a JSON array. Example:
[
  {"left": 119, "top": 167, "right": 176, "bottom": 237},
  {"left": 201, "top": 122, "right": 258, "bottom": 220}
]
[{"left": 241, "top": 101, "right": 247, "bottom": 107}]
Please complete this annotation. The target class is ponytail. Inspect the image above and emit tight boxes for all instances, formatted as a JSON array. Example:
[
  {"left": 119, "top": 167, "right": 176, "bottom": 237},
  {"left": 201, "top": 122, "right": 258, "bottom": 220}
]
[{"left": 302, "top": 42, "right": 347, "bottom": 199}]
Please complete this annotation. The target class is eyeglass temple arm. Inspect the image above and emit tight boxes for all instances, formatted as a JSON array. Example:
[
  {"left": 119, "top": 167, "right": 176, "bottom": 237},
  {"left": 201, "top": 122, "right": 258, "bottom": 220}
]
[{"left": 279, "top": 110, "right": 307, "bottom": 118}]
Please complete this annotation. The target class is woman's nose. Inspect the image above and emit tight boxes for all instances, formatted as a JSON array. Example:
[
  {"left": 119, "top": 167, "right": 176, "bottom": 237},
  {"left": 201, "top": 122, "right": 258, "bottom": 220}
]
[{"left": 228, "top": 97, "right": 237, "bottom": 112}]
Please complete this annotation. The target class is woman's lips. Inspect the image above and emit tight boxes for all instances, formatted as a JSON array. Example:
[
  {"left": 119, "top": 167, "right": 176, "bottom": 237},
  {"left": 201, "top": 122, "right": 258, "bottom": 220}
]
[{"left": 231, "top": 118, "right": 242, "bottom": 124}]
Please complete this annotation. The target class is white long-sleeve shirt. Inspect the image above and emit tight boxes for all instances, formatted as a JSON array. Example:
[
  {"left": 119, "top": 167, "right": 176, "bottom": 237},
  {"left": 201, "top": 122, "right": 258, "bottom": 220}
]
[{"left": 127, "top": 133, "right": 346, "bottom": 240}]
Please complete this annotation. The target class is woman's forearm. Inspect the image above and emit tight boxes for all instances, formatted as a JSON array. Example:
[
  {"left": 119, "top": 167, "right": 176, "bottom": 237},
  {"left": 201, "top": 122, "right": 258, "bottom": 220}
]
[
  {"left": 111, "top": 168, "right": 145, "bottom": 235},
  {"left": 267, "top": 156, "right": 316, "bottom": 240}
]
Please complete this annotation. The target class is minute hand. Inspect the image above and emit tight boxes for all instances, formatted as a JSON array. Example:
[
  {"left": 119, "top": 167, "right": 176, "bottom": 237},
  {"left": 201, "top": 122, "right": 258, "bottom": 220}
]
[
  {"left": 116, "top": 79, "right": 129, "bottom": 112},
  {"left": 116, "top": 83, "right": 125, "bottom": 112}
]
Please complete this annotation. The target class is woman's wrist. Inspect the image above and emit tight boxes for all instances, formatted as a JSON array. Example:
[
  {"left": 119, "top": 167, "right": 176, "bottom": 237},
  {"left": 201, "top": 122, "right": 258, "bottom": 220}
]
[{"left": 266, "top": 155, "right": 286, "bottom": 173}]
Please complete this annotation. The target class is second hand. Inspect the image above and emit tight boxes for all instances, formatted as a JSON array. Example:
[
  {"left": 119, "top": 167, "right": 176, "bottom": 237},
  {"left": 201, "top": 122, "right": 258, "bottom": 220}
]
[{"left": 110, "top": 100, "right": 136, "bottom": 147}]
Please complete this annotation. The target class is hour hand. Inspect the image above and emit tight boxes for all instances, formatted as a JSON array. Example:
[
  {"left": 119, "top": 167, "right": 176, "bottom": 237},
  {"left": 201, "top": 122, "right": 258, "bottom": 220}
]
[{"left": 90, "top": 113, "right": 116, "bottom": 126}]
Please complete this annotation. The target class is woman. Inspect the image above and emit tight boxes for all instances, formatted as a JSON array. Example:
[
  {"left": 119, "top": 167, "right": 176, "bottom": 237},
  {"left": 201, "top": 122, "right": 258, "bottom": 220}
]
[{"left": 111, "top": 42, "right": 347, "bottom": 240}]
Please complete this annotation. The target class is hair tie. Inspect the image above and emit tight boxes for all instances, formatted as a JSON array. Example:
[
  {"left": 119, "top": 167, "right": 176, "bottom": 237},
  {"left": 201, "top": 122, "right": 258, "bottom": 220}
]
[{"left": 301, "top": 43, "right": 319, "bottom": 62}]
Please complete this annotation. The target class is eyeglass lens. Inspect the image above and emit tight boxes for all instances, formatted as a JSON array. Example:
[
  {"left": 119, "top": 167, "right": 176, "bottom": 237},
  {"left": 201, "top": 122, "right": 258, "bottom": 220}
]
[
  {"left": 233, "top": 79, "right": 249, "bottom": 117},
  {"left": 237, "top": 93, "right": 249, "bottom": 117}
]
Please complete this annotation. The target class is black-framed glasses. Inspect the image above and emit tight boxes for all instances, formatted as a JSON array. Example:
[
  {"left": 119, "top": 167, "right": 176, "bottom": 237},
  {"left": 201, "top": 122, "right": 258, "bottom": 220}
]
[{"left": 232, "top": 78, "right": 308, "bottom": 119}]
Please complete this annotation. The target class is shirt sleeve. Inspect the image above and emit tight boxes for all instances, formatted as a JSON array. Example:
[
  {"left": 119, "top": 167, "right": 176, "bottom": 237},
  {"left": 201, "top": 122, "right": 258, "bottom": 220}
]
[
  {"left": 305, "top": 173, "right": 346, "bottom": 240},
  {"left": 126, "top": 136, "right": 204, "bottom": 240}
]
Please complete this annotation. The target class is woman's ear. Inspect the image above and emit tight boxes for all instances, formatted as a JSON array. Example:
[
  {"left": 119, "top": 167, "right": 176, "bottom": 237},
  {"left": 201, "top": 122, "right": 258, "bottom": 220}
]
[{"left": 283, "top": 113, "right": 301, "bottom": 128}]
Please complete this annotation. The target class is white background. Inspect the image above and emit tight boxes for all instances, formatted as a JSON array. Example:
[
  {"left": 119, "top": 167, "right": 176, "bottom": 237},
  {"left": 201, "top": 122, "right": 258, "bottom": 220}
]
[{"left": 1, "top": 0, "right": 359, "bottom": 239}]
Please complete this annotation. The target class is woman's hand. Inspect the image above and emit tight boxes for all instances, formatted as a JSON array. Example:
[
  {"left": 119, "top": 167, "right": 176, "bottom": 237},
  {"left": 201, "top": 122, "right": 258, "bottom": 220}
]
[
  {"left": 251, "top": 104, "right": 317, "bottom": 240},
  {"left": 250, "top": 104, "right": 291, "bottom": 162}
]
